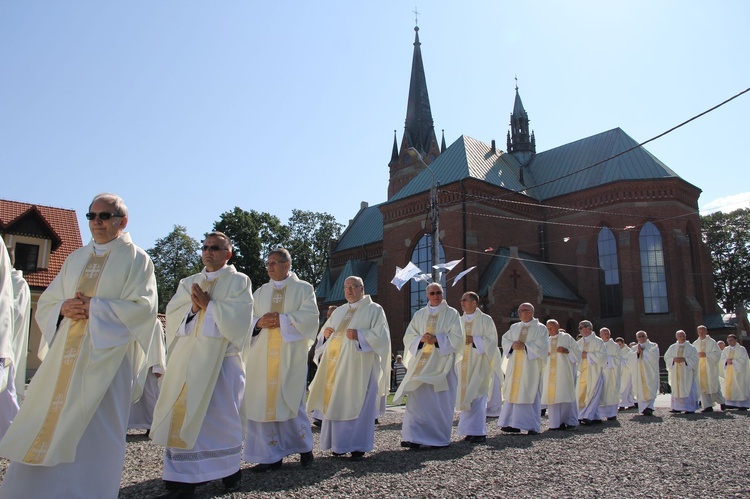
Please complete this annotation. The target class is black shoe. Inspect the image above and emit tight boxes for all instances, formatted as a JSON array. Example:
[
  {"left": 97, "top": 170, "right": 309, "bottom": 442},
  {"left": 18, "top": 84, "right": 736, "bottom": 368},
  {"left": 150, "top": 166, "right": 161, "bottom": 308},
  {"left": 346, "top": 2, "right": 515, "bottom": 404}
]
[
  {"left": 374, "top": 419, "right": 380, "bottom": 424},
  {"left": 540, "top": 408, "right": 547, "bottom": 416},
  {"left": 463, "top": 435, "right": 474, "bottom": 442},
  {"left": 400, "top": 440, "right": 421, "bottom": 449},
  {"left": 300, "top": 451, "right": 314, "bottom": 466},
  {"left": 701, "top": 407, "right": 714, "bottom": 413},
  {"left": 685, "top": 411, "right": 695, "bottom": 414},
  {"left": 222, "top": 469, "right": 242, "bottom": 492},
  {"left": 312, "top": 418, "right": 322, "bottom": 427},
  {"left": 350, "top": 451, "right": 365, "bottom": 461},
  {"left": 155, "top": 487, "right": 196, "bottom": 499},
  {"left": 526, "top": 430, "right": 539, "bottom": 435},
  {"left": 331, "top": 451, "right": 346, "bottom": 457},
  {"left": 642, "top": 408, "right": 654, "bottom": 416},
  {"left": 669, "top": 409, "right": 681, "bottom": 413},
  {"left": 579, "top": 419, "right": 592, "bottom": 426},
  {"left": 607, "top": 416, "right": 617, "bottom": 421},
  {"left": 501, "top": 426, "right": 521, "bottom": 433},
  {"left": 590, "top": 419, "right": 602, "bottom": 425},
  {"left": 145, "top": 429, "right": 151, "bottom": 437},
  {"left": 250, "top": 460, "right": 283, "bottom": 473},
  {"left": 720, "top": 404, "right": 727, "bottom": 410}
]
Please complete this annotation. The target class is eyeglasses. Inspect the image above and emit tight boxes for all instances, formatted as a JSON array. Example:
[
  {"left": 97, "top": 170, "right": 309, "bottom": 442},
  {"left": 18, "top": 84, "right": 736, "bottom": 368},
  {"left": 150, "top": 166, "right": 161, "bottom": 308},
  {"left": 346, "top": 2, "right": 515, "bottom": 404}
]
[
  {"left": 265, "top": 261, "right": 288, "bottom": 268},
  {"left": 428, "top": 291, "right": 443, "bottom": 296},
  {"left": 202, "top": 245, "right": 227, "bottom": 252},
  {"left": 86, "top": 212, "right": 124, "bottom": 221},
  {"left": 344, "top": 285, "right": 362, "bottom": 290}
]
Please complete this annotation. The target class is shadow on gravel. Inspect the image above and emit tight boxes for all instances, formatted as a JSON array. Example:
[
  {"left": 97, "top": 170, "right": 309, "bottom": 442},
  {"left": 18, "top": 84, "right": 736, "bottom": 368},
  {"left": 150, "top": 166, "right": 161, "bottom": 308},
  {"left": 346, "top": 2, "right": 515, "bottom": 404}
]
[{"left": 631, "top": 415, "right": 664, "bottom": 424}]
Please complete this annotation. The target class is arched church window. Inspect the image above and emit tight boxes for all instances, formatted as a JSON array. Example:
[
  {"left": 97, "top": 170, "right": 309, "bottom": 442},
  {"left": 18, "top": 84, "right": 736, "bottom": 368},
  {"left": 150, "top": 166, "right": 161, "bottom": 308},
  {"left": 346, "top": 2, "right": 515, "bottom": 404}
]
[
  {"left": 409, "top": 234, "right": 445, "bottom": 318},
  {"left": 597, "top": 227, "right": 622, "bottom": 317},
  {"left": 639, "top": 222, "right": 668, "bottom": 314}
]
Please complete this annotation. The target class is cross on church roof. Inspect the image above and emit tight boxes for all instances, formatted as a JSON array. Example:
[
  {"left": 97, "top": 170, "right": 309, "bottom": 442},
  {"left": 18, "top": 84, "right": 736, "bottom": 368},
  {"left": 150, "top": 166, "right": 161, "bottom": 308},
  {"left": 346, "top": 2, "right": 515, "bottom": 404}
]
[{"left": 413, "top": 6, "right": 420, "bottom": 26}]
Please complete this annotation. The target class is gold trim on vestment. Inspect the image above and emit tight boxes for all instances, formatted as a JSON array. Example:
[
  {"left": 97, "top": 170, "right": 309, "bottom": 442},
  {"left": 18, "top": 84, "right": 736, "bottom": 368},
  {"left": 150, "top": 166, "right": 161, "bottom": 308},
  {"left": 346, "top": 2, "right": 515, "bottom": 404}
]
[
  {"left": 265, "top": 287, "right": 286, "bottom": 420},
  {"left": 23, "top": 253, "right": 110, "bottom": 464},
  {"left": 673, "top": 345, "right": 685, "bottom": 398},
  {"left": 725, "top": 350, "right": 735, "bottom": 400},
  {"left": 167, "top": 279, "right": 216, "bottom": 448},
  {"left": 323, "top": 305, "right": 359, "bottom": 413},
  {"left": 697, "top": 340, "right": 708, "bottom": 394},
  {"left": 548, "top": 336, "right": 558, "bottom": 403},
  {"left": 459, "top": 319, "right": 474, "bottom": 410},
  {"left": 639, "top": 351, "right": 651, "bottom": 401},
  {"left": 411, "top": 313, "right": 438, "bottom": 378},
  {"left": 578, "top": 340, "right": 588, "bottom": 409},
  {"left": 508, "top": 326, "right": 529, "bottom": 403}
]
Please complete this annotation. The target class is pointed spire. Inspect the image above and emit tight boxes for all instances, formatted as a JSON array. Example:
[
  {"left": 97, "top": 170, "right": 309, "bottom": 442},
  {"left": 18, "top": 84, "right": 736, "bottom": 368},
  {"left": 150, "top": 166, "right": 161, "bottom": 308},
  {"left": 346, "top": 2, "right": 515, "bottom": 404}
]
[
  {"left": 403, "top": 26, "right": 438, "bottom": 155},
  {"left": 508, "top": 81, "right": 536, "bottom": 164},
  {"left": 441, "top": 129, "right": 446, "bottom": 153},
  {"left": 390, "top": 130, "right": 399, "bottom": 163}
]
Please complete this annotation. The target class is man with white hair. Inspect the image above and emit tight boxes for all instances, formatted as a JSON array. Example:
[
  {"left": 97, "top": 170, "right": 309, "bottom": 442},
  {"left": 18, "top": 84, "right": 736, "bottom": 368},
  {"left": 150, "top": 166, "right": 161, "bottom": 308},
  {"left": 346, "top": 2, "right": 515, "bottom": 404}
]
[
  {"left": 627, "top": 331, "right": 660, "bottom": 416},
  {"left": 307, "top": 276, "right": 390, "bottom": 460},
  {"left": 0, "top": 193, "right": 158, "bottom": 499},
  {"left": 664, "top": 330, "right": 699, "bottom": 414},
  {"left": 454, "top": 292, "right": 497, "bottom": 443},
  {"left": 720, "top": 334, "right": 750, "bottom": 410},
  {"left": 542, "top": 319, "right": 580, "bottom": 431},
  {"left": 395, "top": 283, "right": 463, "bottom": 449},
  {"left": 576, "top": 320, "right": 606, "bottom": 425},
  {"left": 692, "top": 325, "right": 724, "bottom": 412},
  {"left": 598, "top": 328, "right": 622, "bottom": 421},
  {"left": 497, "top": 302, "right": 548, "bottom": 435}
]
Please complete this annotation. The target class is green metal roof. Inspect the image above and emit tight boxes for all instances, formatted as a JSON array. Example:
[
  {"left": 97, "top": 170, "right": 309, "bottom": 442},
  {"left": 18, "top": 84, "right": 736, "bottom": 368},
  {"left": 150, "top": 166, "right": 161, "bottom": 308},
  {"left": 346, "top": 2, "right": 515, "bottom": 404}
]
[
  {"left": 478, "top": 247, "right": 580, "bottom": 302},
  {"left": 389, "top": 135, "right": 534, "bottom": 202},
  {"left": 333, "top": 203, "right": 383, "bottom": 252},
  {"left": 528, "top": 128, "right": 681, "bottom": 200}
]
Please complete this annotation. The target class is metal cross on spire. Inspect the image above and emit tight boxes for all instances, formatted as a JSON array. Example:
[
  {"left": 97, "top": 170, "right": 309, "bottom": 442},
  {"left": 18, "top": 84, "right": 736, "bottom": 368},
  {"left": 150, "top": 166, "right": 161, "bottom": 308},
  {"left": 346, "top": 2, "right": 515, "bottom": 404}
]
[{"left": 413, "top": 6, "right": 420, "bottom": 26}]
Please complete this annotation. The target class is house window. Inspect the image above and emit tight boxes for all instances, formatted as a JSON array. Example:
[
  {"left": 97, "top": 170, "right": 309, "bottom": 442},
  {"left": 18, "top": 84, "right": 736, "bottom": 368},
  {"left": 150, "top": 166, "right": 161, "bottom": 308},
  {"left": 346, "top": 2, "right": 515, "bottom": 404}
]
[
  {"left": 14, "top": 243, "right": 39, "bottom": 273},
  {"left": 409, "top": 234, "right": 445, "bottom": 318},
  {"left": 639, "top": 222, "right": 668, "bottom": 314},
  {"left": 597, "top": 227, "right": 622, "bottom": 317}
]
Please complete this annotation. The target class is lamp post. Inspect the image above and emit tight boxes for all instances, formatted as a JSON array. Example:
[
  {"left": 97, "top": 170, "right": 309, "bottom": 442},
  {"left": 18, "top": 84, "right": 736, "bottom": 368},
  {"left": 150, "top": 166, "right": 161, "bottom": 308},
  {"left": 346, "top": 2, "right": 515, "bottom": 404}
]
[{"left": 407, "top": 147, "right": 440, "bottom": 282}]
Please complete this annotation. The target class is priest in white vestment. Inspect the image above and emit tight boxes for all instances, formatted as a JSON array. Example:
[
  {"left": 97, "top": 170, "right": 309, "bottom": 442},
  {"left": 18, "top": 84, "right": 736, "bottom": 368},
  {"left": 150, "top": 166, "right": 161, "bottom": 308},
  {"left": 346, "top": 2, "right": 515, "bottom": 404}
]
[
  {"left": 627, "top": 331, "right": 660, "bottom": 416},
  {"left": 542, "top": 320, "right": 581, "bottom": 431},
  {"left": 497, "top": 302, "right": 548, "bottom": 435},
  {"left": 128, "top": 319, "right": 165, "bottom": 434},
  {"left": 575, "top": 321, "right": 606, "bottom": 425},
  {"left": 151, "top": 232, "right": 253, "bottom": 497},
  {"left": 394, "top": 283, "right": 463, "bottom": 448},
  {"left": 664, "top": 330, "right": 699, "bottom": 413},
  {"left": 616, "top": 337, "right": 636, "bottom": 410},
  {"left": 307, "top": 276, "right": 390, "bottom": 460},
  {"left": 0, "top": 193, "right": 158, "bottom": 499},
  {"left": 598, "top": 328, "right": 622, "bottom": 420},
  {"left": 0, "top": 238, "right": 18, "bottom": 438},
  {"left": 454, "top": 292, "right": 497, "bottom": 443},
  {"left": 720, "top": 334, "right": 750, "bottom": 410},
  {"left": 242, "top": 248, "right": 319, "bottom": 471},
  {"left": 692, "top": 325, "right": 725, "bottom": 412}
]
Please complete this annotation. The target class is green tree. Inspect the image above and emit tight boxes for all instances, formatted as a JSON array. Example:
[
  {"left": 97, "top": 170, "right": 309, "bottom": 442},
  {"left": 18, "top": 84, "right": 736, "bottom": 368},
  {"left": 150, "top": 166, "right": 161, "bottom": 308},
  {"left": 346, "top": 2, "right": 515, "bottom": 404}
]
[
  {"left": 147, "top": 225, "right": 202, "bottom": 313},
  {"left": 285, "top": 209, "right": 343, "bottom": 287},
  {"left": 213, "top": 207, "right": 288, "bottom": 287},
  {"left": 701, "top": 208, "right": 750, "bottom": 313}
]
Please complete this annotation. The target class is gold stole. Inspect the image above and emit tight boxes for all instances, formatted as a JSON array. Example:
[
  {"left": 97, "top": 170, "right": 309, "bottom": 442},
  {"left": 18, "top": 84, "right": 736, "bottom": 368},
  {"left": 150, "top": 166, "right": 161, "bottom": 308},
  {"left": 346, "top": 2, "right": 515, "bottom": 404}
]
[
  {"left": 167, "top": 279, "right": 217, "bottom": 448},
  {"left": 673, "top": 345, "right": 685, "bottom": 397},
  {"left": 323, "top": 305, "right": 359, "bottom": 412},
  {"left": 726, "top": 349, "right": 735, "bottom": 400},
  {"left": 23, "top": 253, "right": 110, "bottom": 464},
  {"left": 459, "top": 318, "right": 474, "bottom": 407},
  {"left": 508, "top": 326, "right": 529, "bottom": 403},
  {"left": 697, "top": 340, "right": 708, "bottom": 393},
  {"left": 639, "top": 347, "right": 651, "bottom": 400},
  {"left": 265, "top": 287, "right": 286, "bottom": 420},
  {"left": 548, "top": 336, "right": 558, "bottom": 403},
  {"left": 578, "top": 339, "right": 588, "bottom": 408},
  {"left": 411, "top": 313, "right": 439, "bottom": 378}
]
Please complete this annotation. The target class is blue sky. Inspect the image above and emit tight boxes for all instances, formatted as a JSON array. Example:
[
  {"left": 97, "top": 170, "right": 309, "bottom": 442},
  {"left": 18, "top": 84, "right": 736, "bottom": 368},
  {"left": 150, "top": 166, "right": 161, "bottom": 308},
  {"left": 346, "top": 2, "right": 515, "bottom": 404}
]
[{"left": 2, "top": 1, "right": 748, "bottom": 250}]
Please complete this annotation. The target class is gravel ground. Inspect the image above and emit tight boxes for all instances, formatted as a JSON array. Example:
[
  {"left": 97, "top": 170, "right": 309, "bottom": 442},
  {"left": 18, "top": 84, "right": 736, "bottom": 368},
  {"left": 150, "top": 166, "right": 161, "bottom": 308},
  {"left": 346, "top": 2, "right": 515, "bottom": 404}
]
[{"left": 2, "top": 403, "right": 747, "bottom": 498}]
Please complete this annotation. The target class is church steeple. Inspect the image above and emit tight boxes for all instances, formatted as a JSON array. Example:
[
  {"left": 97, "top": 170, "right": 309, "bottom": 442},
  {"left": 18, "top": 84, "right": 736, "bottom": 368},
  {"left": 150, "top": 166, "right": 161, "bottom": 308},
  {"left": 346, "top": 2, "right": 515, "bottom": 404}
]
[
  {"left": 388, "top": 25, "right": 441, "bottom": 199},
  {"left": 507, "top": 82, "right": 536, "bottom": 166}
]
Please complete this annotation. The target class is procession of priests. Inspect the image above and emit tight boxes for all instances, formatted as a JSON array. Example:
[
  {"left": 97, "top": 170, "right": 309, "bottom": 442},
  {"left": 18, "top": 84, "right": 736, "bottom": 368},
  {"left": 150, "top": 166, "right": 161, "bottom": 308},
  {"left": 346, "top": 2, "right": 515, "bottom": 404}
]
[{"left": 0, "top": 191, "right": 746, "bottom": 498}]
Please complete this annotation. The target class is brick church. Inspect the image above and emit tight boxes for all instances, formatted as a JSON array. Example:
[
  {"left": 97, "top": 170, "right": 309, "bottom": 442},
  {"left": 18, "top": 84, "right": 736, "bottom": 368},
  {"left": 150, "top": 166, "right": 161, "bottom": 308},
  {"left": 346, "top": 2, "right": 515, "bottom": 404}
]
[{"left": 315, "top": 25, "right": 724, "bottom": 352}]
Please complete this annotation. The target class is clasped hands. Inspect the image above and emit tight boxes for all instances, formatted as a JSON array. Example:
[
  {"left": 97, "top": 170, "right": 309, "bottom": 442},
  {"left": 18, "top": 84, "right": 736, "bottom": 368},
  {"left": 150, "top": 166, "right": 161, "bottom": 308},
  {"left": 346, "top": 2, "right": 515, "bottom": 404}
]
[
  {"left": 323, "top": 326, "right": 358, "bottom": 340},
  {"left": 421, "top": 333, "right": 438, "bottom": 345},
  {"left": 61, "top": 292, "right": 92, "bottom": 320},
  {"left": 190, "top": 283, "right": 210, "bottom": 314}
]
